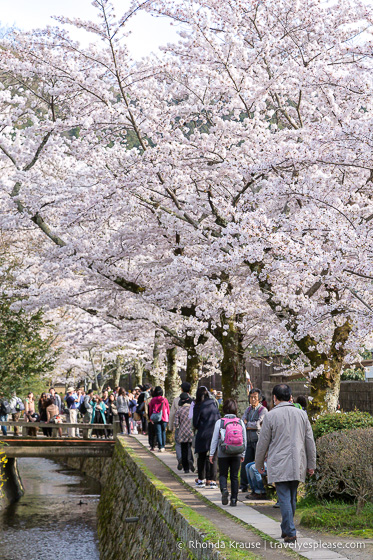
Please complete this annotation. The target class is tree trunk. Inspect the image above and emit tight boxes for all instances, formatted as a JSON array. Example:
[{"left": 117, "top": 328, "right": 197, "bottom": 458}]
[
  {"left": 308, "top": 360, "right": 342, "bottom": 418},
  {"left": 213, "top": 317, "right": 248, "bottom": 414},
  {"left": 113, "top": 355, "right": 123, "bottom": 388},
  {"left": 183, "top": 333, "right": 208, "bottom": 396},
  {"left": 133, "top": 359, "right": 143, "bottom": 388},
  {"left": 165, "top": 347, "right": 180, "bottom": 403},
  {"left": 149, "top": 330, "right": 164, "bottom": 387},
  {"left": 294, "top": 321, "right": 351, "bottom": 418},
  {"left": 185, "top": 351, "right": 201, "bottom": 396}
]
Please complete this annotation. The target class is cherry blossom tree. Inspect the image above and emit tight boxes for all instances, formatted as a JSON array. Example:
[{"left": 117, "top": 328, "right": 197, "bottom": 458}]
[{"left": 1, "top": 0, "right": 373, "bottom": 414}]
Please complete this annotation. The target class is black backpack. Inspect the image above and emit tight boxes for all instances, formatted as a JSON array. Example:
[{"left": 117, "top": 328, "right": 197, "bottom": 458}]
[
  {"left": 0, "top": 400, "right": 12, "bottom": 415},
  {"left": 79, "top": 400, "right": 87, "bottom": 415}
]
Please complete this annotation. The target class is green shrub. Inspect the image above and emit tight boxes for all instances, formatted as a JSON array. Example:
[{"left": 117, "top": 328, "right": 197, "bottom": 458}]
[
  {"left": 313, "top": 428, "right": 373, "bottom": 513},
  {"left": 341, "top": 368, "right": 365, "bottom": 381},
  {"left": 312, "top": 410, "right": 373, "bottom": 439}
]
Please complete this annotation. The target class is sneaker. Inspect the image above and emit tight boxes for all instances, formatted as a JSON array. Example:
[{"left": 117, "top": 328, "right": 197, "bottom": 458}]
[
  {"left": 221, "top": 489, "right": 229, "bottom": 505},
  {"left": 256, "top": 493, "right": 267, "bottom": 500},
  {"left": 209, "top": 482, "right": 218, "bottom": 489},
  {"left": 238, "top": 487, "right": 248, "bottom": 493},
  {"left": 273, "top": 502, "right": 280, "bottom": 508},
  {"left": 195, "top": 480, "right": 205, "bottom": 488},
  {"left": 184, "top": 470, "right": 190, "bottom": 474},
  {"left": 177, "top": 460, "right": 183, "bottom": 471},
  {"left": 230, "top": 498, "right": 237, "bottom": 507},
  {"left": 160, "top": 448, "right": 166, "bottom": 452},
  {"left": 245, "top": 493, "right": 258, "bottom": 500}
]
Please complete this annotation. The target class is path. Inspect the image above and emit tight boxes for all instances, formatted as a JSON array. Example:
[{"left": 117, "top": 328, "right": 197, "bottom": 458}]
[
  {"left": 133, "top": 435, "right": 372, "bottom": 560},
  {"left": 126, "top": 435, "right": 301, "bottom": 560},
  {"left": 250, "top": 504, "right": 372, "bottom": 560}
]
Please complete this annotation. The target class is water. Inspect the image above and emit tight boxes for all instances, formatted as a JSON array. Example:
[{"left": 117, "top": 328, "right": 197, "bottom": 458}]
[{"left": 0, "top": 458, "right": 100, "bottom": 560}]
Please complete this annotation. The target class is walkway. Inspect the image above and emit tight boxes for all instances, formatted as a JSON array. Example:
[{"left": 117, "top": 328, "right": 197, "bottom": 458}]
[
  {"left": 133, "top": 435, "right": 371, "bottom": 560},
  {"left": 125, "top": 436, "right": 300, "bottom": 560}
]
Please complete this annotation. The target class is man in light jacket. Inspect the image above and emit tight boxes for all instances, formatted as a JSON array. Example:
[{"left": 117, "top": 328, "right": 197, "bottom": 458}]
[{"left": 255, "top": 384, "right": 316, "bottom": 544}]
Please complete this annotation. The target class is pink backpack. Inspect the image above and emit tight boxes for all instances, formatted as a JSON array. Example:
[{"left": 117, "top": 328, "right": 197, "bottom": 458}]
[{"left": 220, "top": 418, "right": 245, "bottom": 455}]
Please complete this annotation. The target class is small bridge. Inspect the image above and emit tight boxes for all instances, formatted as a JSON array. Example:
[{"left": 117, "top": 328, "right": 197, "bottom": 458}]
[
  {"left": 0, "top": 421, "right": 118, "bottom": 458},
  {"left": 0, "top": 420, "right": 119, "bottom": 504}
]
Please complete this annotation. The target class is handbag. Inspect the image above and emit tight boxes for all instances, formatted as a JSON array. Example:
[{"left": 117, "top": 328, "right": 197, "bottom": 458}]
[
  {"left": 150, "top": 401, "right": 164, "bottom": 423},
  {"left": 133, "top": 412, "right": 141, "bottom": 421}
]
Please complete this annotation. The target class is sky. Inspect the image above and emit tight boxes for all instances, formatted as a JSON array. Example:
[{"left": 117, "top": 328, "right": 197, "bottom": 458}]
[{"left": 0, "top": 0, "right": 180, "bottom": 58}]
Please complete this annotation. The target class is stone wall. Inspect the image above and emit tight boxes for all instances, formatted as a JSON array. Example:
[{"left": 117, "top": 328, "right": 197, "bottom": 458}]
[
  {"left": 98, "top": 439, "right": 220, "bottom": 560},
  {"left": 262, "top": 380, "right": 373, "bottom": 414},
  {"left": 62, "top": 456, "right": 112, "bottom": 486}
]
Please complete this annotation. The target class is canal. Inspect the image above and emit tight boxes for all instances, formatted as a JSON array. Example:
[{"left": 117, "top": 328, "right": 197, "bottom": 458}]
[{"left": 0, "top": 458, "right": 100, "bottom": 560}]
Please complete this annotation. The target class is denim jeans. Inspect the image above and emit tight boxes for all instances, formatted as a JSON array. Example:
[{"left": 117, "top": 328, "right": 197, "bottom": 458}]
[
  {"left": 240, "top": 440, "right": 257, "bottom": 489},
  {"left": 275, "top": 481, "right": 299, "bottom": 537},
  {"left": 0, "top": 414, "right": 7, "bottom": 436},
  {"left": 245, "top": 461, "right": 266, "bottom": 494},
  {"left": 155, "top": 421, "right": 167, "bottom": 449}
]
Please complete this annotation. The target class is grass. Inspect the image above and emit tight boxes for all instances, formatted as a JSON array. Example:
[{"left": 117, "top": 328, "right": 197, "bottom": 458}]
[{"left": 296, "top": 495, "right": 373, "bottom": 538}]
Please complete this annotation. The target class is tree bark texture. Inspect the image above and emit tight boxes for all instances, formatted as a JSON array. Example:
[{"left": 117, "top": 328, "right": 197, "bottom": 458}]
[
  {"left": 165, "top": 347, "right": 180, "bottom": 403},
  {"left": 213, "top": 317, "right": 248, "bottom": 415}
]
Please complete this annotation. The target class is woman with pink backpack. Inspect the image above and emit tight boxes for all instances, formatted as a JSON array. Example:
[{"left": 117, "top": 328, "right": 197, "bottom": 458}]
[{"left": 209, "top": 399, "right": 247, "bottom": 507}]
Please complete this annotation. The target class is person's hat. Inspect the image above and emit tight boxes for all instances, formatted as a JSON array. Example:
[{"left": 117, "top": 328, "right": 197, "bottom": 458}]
[
  {"left": 134, "top": 386, "right": 141, "bottom": 391},
  {"left": 181, "top": 381, "right": 191, "bottom": 393},
  {"left": 67, "top": 387, "right": 74, "bottom": 392},
  {"left": 179, "top": 392, "right": 192, "bottom": 405}
]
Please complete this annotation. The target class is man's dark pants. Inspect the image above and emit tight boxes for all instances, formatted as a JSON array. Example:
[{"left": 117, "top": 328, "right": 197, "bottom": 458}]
[
  {"left": 240, "top": 440, "right": 257, "bottom": 490},
  {"left": 275, "top": 481, "right": 299, "bottom": 538}
]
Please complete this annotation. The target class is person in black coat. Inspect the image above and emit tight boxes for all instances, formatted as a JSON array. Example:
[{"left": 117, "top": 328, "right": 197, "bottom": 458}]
[{"left": 193, "top": 387, "right": 220, "bottom": 488}]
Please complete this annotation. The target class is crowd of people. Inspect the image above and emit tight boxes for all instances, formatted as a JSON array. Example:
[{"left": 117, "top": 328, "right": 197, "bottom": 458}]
[
  {"left": 0, "top": 381, "right": 316, "bottom": 543},
  {"left": 167, "top": 381, "right": 316, "bottom": 543},
  {"left": 0, "top": 386, "right": 146, "bottom": 439}
]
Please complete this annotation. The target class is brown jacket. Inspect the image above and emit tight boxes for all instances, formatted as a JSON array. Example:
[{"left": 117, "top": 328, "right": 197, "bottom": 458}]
[
  {"left": 255, "top": 401, "right": 316, "bottom": 484},
  {"left": 46, "top": 404, "right": 59, "bottom": 422}
]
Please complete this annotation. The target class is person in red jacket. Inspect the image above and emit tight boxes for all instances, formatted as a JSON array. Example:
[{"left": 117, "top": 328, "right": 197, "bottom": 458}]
[{"left": 148, "top": 386, "right": 170, "bottom": 452}]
